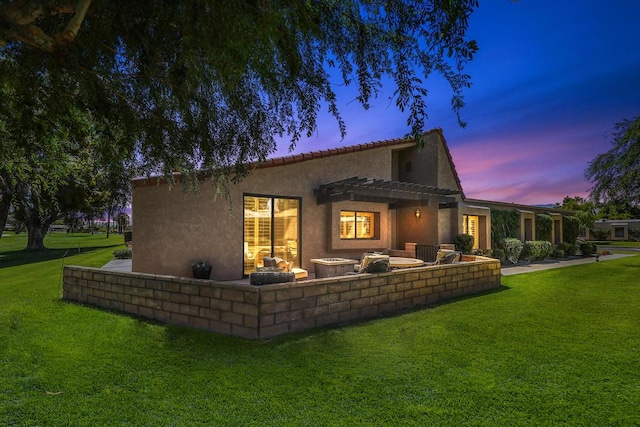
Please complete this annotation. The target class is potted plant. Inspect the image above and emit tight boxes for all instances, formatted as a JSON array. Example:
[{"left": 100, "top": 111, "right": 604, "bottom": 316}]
[{"left": 191, "top": 260, "right": 212, "bottom": 279}]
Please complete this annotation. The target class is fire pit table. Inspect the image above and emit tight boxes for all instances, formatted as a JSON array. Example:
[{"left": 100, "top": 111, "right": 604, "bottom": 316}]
[
  {"left": 310, "top": 258, "right": 359, "bottom": 278},
  {"left": 389, "top": 257, "right": 425, "bottom": 269}
]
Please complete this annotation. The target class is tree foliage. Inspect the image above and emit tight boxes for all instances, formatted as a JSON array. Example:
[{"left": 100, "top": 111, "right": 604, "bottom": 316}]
[
  {"left": 586, "top": 116, "right": 640, "bottom": 207},
  {"left": 534, "top": 213, "right": 552, "bottom": 242},
  {"left": 1, "top": 0, "right": 479, "bottom": 182},
  {"left": 490, "top": 209, "right": 519, "bottom": 249},
  {"left": 556, "top": 196, "right": 596, "bottom": 230},
  {"left": 562, "top": 215, "right": 580, "bottom": 245}
]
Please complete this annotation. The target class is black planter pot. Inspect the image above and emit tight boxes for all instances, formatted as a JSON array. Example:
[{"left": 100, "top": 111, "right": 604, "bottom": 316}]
[{"left": 192, "top": 266, "right": 212, "bottom": 279}]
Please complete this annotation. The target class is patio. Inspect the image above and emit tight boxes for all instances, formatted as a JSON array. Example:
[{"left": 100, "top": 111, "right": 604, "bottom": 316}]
[{"left": 63, "top": 254, "right": 501, "bottom": 339}]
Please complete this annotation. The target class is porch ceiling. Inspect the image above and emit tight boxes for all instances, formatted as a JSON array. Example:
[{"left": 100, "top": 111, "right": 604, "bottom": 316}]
[{"left": 314, "top": 176, "right": 459, "bottom": 205}]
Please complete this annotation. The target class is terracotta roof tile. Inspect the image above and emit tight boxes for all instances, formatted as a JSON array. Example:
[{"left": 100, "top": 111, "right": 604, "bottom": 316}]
[
  {"left": 244, "top": 135, "right": 413, "bottom": 172},
  {"left": 133, "top": 128, "right": 452, "bottom": 187}
]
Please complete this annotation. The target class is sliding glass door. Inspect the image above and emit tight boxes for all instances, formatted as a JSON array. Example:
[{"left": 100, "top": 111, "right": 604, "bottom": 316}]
[{"left": 243, "top": 195, "right": 300, "bottom": 275}]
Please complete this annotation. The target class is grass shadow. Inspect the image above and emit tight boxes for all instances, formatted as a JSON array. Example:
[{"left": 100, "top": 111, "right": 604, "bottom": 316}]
[
  {"left": 0, "top": 244, "right": 122, "bottom": 269},
  {"left": 264, "top": 284, "right": 513, "bottom": 345}
]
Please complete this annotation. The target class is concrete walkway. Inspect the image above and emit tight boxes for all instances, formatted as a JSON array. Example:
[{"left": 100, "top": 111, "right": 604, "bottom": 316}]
[
  {"left": 101, "top": 254, "right": 635, "bottom": 276},
  {"left": 101, "top": 259, "right": 132, "bottom": 272},
  {"left": 501, "top": 253, "right": 633, "bottom": 276}
]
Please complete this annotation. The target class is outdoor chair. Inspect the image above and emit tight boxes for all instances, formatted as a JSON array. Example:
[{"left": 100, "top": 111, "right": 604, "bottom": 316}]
[
  {"left": 356, "top": 253, "right": 390, "bottom": 274},
  {"left": 354, "top": 252, "right": 383, "bottom": 272},
  {"left": 427, "top": 250, "right": 461, "bottom": 265}
]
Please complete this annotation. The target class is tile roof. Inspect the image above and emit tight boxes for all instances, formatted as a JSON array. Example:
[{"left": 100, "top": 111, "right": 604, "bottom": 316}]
[
  {"left": 250, "top": 134, "right": 418, "bottom": 170},
  {"left": 133, "top": 128, "right": 466, "bottom": 197}
]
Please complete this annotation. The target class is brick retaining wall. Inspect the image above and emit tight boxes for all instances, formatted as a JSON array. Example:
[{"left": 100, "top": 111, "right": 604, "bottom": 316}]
[{"left": 63, "top": 256, "right": 501, "bottom": 340}]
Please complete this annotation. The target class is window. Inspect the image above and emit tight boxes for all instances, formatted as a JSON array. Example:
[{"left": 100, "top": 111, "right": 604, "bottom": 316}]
[
  {"left": 614, "top": 227, "right": 625, "bottom": 238},
  {"left": 243, "top": 195, "right": 300, "bottom": 275},
  {"left": 340, "top": 211, "right": 378, "bottom": 239}
]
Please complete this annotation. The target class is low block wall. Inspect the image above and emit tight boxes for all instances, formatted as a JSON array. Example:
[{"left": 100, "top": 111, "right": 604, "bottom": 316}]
[{"left": 63, "top": 256, "right": 501, "bottom": 340}]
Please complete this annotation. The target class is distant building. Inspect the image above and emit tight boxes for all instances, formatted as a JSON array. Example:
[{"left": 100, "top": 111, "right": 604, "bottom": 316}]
[{"left": 588, "top": 219, "right": 640, "bottom": 241}]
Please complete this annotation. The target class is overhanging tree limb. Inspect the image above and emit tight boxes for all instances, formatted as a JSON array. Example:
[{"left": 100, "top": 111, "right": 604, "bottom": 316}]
[
  {"left": 586, "top": 116, "right": 640, "bottom": 206},
  {"left": 0, "top": 0, "right": 90, "bottom": 52},
  {"left": 2, "top": 0, "right": 479, "bottom": 188}
]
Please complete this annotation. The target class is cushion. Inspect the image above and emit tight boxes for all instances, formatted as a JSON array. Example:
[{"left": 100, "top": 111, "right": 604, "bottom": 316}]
[
  {"left": 263, "top": 256, "right": 292, "bottom": 272},
  {"left": 359, "top": 254, "right": 390, "bottom": 273},
  {"left": 291, "top": 267, "right": 308, "bottom": 280}
]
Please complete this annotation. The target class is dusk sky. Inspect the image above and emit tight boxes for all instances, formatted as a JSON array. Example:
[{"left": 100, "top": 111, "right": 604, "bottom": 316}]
[{"left": 274, "top": 1, "right": 640, "bottom": 206}]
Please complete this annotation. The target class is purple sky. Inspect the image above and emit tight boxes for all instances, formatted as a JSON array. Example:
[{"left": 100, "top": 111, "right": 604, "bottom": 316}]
[{"left": 274, "top": 1, "right": 640, "bottom": 206}]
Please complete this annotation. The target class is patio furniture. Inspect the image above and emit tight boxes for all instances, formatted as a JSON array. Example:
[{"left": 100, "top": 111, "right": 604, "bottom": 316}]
[
  {"left": 310, "top": 258, "right": 360, "bottom": 278},
  {"left": 389, "top": 256, "right": 425, "bottom": 268},
  {"left": 357, "top": 254, "right": 390, "bottom": 273},
  {"left": 249, "top": 269, "right": 295, "bottom": 285},
  {"left": 263, "top": 256, "right": 308, "bottom": 280},
  {"left": 427, "top": 250, "right": 461, "bottom": 265}
]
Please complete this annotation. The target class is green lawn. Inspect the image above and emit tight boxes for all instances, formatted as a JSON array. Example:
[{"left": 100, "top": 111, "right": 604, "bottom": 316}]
[
  {"left": 591, "top": 240, "right": 640, "bottom": 248},
  {"left": 1, "top": 234, "right": 639, "bottom": 425}
]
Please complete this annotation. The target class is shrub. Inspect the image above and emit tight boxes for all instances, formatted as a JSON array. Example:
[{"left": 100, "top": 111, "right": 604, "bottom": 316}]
[
  {"left": 556, "top": 242, "right": 577, "bottom": 257},
  {"left": 491, "top": 209, "right": 519, "bottom": 249},
  {"left": 551, "top": 249, "right": 565, "bottom": 259},
  {"left": 475, "top": 249, "right": 492, "bottom": 257},
  {"left": 521, "top": 241, "right": 553, "bottom": 261},
  {"left": 453, "top": 234, "right": 475, "bottom": 254},
  {"left": 503, "top": 238, "right": 523, "bottom": 264},
  {"left": 565, "top": 243, "right": 578, "bottom": 256},
  {"left": 590, "top": 229, "right": 609, "bottom": 241},
  {"left": 629, "top": 228, "right": 640, "bottom": 242},
  {"left": 492, "top": 248, "right": 505, "bottom": 262},
  {"left": 113, "top": 249, "right": 132, "bottom": 259},
  {"left": 540, "top": 241, "right": 553, "bottom": 259},
  {"left": 563, "top": 215, "right": 580, "bottom": 245},
  {"left": 580, "top": 242, "right": 597, "bottom": 256},
  {"left": 535, "top": 214, "right": 553, "bottom": 241}
]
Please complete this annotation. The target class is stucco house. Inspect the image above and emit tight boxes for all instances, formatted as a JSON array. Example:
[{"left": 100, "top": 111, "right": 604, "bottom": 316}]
[
  {"left": 587, "top": 218, "right": 640, "bottom": 241},
  {"left": 131, "top": 128, "right": 569, "bottom": 281}
]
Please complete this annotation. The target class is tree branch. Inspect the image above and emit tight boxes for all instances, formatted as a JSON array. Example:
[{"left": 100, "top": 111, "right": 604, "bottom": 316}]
[
  {"left": 54, "top": 0, "right": 91, "bottom": 46},
  {"left": 0, "top": 0, "right": 91, "bottom": 52}
]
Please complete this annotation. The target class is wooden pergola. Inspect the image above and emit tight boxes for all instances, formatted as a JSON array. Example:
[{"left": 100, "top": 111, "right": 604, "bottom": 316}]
[{"left": 314, "top": 176, "right": 459, "bottom": 205}]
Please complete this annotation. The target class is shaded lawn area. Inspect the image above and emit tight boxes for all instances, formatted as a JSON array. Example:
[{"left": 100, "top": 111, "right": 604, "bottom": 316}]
[
  {"left": 0, "top": 232, "right": 124, "bottom": 269},
  {"left": 1, "top": 234, "right": 639, "bottom": 425}
]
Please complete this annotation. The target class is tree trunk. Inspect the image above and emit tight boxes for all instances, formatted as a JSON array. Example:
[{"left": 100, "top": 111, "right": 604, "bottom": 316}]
[
  {"left": 26, "top": 222, "right": 47, "bottom": 250},
  {"left": 0, "top": 169, "right": 12, "bottom": 239},
  {"left": 106, "top": 209, "right": 111, "bottom": 238},
  {"left": 0, "top": 196, "right": 10, "bottom": 240}
]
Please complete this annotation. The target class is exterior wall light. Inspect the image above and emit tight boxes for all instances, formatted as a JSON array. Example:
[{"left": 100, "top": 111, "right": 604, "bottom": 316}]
[{"left": 415, "top": 208, "right": 421, "bottom": 219}]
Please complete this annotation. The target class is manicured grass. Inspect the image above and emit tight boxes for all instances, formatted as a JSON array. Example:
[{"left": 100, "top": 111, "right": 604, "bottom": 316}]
[
  {"left": 590, "top": 240, "right": 640, "bottom": 248},
  {"left": 1, "top": 234, "right": 639, "bottom": 425}
]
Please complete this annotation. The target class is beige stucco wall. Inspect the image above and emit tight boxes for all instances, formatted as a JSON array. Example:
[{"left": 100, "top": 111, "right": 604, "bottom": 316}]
[
  {"left": 438, "top": 206, "right": 457, "bottom": 244},
  {"left": 133, "top": 143, "right": 414, "bottom": 280},
  {"left": 132, "top": 132, "right": 469, "bottom": 281},
  {"left": 396, "top": 202, "right": 439, "bottom": 249}
]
